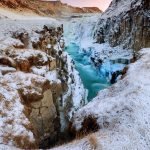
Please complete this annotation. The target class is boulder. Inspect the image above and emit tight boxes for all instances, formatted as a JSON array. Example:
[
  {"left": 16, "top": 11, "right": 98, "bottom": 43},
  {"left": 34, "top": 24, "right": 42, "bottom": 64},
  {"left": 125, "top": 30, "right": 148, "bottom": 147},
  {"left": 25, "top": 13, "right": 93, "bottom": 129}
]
[
  {"left": 0, "top": 65, "right": 16, "bottom": 75},
  {"left": 12, "top": 30, "right": 29, "bottom": 48},
  {"left": 2, "top": 72, "right": 60, "bottom": 146},
  {"left": 2, "top": 37, "right": 24, "bottom": 48},
  {"left": 95, "top": 0, "right": 150, "bottom": 51},
  {"left": 0, "top": 56, "right": 16, "bottom": 68}
]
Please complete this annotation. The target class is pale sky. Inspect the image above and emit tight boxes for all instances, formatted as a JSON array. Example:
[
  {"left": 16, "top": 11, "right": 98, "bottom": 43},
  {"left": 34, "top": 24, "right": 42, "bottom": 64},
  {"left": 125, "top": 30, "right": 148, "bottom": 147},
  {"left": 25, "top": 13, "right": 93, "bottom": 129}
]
[{"left": 61, "top": 0, "right": 112, "bottom": 11}]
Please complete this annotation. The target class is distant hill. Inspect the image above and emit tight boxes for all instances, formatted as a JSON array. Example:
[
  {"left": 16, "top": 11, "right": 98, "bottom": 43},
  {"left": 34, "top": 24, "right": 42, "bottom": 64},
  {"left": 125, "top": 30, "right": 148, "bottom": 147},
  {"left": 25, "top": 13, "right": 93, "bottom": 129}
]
[
  {"left": 0, "top": 0, "right": 102, "bottom": 16},
  {"left": 82, "top": 7, "right": 102, "bottom": 13}
]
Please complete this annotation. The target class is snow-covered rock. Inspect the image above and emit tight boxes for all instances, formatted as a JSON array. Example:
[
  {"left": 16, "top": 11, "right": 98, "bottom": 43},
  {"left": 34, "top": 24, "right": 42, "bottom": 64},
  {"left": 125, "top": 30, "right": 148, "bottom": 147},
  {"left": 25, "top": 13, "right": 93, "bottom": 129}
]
[
  {"left": 0, "top": 65, "right": 16, "bottom": 75},
  {"left": 62, "top": 52, "right": 86, "bottom": 119},
  {"left": 94, "top": 0, "right": 150, "bottom": 51},
  {"left": 2, "top": 37, "right": 24, "bottom": 48},
  {"left": 0, "top": 9, "right": 87, "bottom": 149},
  {"left": 63, "top": 14, "right": 99, "bottom": 46},
  {"left": 0, "top": 71, "right": 59, "bottom": 147},
  {"left": 0, "top": 82, "right": 37, "bottom": 149}
]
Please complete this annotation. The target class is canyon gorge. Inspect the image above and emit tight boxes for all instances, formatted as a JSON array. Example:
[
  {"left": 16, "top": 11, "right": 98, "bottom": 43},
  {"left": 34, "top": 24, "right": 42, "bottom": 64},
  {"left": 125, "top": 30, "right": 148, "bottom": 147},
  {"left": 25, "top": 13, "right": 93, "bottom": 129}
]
[{"left": 0, "top": 0, "right": 150, "bottom": 149}]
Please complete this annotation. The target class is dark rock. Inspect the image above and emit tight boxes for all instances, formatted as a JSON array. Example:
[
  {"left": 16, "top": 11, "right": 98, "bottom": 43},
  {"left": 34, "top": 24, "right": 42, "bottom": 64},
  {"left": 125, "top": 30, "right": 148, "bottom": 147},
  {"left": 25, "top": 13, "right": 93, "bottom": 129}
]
[{"left": 94, "top": 0, "right": 150, "bottom": 51}]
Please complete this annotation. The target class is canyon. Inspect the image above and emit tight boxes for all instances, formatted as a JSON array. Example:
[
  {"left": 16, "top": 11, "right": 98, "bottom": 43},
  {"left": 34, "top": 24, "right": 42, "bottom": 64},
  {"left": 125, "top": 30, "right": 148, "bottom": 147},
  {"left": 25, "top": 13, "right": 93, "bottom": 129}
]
[{"left": 0, "top": 0, "right": 150, "bottom": 149}]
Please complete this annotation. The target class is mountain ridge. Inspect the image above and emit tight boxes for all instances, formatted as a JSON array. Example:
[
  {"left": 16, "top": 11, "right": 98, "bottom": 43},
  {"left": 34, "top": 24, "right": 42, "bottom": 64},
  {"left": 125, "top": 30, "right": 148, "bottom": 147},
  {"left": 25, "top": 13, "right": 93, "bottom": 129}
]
[{"left": 0, "top": 0, "right": 102, "bottom": 16}]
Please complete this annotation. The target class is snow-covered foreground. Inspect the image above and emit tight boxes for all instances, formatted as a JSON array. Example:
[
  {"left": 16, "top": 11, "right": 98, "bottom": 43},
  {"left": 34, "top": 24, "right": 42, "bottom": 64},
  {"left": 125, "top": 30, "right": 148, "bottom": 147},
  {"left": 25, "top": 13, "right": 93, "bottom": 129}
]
[{"left": 53, "top": 48, "right": 150, "bottom": 150}]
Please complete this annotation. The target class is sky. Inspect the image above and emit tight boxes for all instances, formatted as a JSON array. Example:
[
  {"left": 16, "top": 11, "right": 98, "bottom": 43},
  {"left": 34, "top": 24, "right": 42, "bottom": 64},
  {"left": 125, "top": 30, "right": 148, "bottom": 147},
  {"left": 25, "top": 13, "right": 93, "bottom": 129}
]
[{"left": 61, "top": 0, "right": 112, "bottom": 11}]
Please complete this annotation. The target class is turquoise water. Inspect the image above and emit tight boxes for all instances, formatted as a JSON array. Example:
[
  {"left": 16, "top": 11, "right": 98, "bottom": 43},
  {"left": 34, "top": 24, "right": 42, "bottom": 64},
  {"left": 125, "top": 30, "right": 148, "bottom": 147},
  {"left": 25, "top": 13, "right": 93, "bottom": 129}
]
[{"left": 65, "top": 43, "right": 110, "bottom": 101}]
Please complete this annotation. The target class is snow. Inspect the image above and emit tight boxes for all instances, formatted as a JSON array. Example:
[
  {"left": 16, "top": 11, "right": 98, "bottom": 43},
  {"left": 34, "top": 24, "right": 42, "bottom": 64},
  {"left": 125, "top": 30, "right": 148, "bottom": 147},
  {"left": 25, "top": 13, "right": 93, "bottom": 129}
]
[
  {"left": 63, "top": 14, "right": 100, "bottom": 46},
  {"left": 102, "top": 0, "right": 142, "bottom": 18},
  {"left": 61, "top": 48, "right": 150, "bottom": 149},
  {"left": 12, "top": 49, "right": 49, "bottom": 64},
  {"left": 2, "top": 37, "right": 24, "bottom": 47},
  {"left": 1, "top": 1, "right": 147, "bottom": 149},
  {"left": 62, "top": 52, "right": 86, "bottom": 119},
  {"left": 0, "top": 69, "right": 52, "bottom": 148},
  {"left": 31, "top": 66, "right": 47, "bottom": 76},
  {"left": 0, "top": 7, "right": 68, "bottom": 149},
  {"left": 0, "top": 10, "right": 60, "bottom": 48},
  {"left": 82, "top": 42, "right": 132, "bottom": 61},
  {"left": 0, "top": 83, "right": 35, "bottom": 147},
  {"left": 51, "top": 48, "right": 150, "bottom": 150},
  {"left": 0, "top": 10, "right": 88, "bottom": 148},
  {"left": 0, "top": 65, "right": 16, "bottom": 74},
  {"left": 0, "top": 144, "right": 18, "bottom": 150},
  {"left": 45, "top": 70, "right": 61, "bottom": 84},
  {"left": 30, "top": 66, "right": 61, "bottom": 84},
  {"left": 3, "top": 72, "right": 48, "bottom": 90}
]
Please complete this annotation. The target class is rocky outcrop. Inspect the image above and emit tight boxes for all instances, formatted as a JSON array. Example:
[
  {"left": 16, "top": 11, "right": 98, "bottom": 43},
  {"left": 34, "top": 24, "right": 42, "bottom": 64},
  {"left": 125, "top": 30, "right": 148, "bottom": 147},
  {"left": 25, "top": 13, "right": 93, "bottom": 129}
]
[
  {"left": 94, "top": 0, "right": 150, "bottom": 51},
  {"left": 0, "top": 23, "right": 63, "bottom": 148},
  {"left": 2, "top": 72, "right": 60, "bottom": 148},
  {"left": 12, "top": 29, "right": 29, "bottom": 48},
  {"left": 0, "top": 56, "right": 16, "bottom": 68},
  {"left": 0, "top": 83, "right": 37, "bottom": 149},
  {"left": 0, "top": 18, "right": 86, "bottom": 148},
  {"left": 0, "top": 0, "right": 28, "bottom": 9}
]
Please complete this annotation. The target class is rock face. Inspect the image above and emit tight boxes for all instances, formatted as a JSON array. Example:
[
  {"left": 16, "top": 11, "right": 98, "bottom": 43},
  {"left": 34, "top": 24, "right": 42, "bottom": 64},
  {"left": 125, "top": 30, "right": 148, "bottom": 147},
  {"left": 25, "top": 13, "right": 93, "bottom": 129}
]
[
  {"left": 0, "top": 16, "right": 86, "bottom": 148},
  {"left": 1, "top": 72, "right": 58, "bottom": 146},
  {"left": 94, "top": 0, "right": 150, "bottom": 51},
  {"left": 0, "top": 83, "right": 37, "bottom": 149},
  {"left": 0, "top": 22, "right": 63, "bottom": 148}
]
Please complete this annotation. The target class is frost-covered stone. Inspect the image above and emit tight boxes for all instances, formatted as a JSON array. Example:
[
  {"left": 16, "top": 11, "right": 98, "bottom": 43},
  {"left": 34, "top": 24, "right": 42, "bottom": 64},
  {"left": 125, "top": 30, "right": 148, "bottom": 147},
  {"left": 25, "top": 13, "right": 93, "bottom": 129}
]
[
  {"left": 0, "top": 84, "right": 37, "bottom": 149},
  {"left": 94, "top": 0, "right": 150, "bottom": 51},
  {"left": 0, "top": 55, "right": 16, "bottom": 68},
  {"left": 2, "top": 37, "right": 24, "bottom": 48},
  {"left": 0, "top": 65, "right": 16, "bottom": 75},
  {"left": 1, "top": 71, "right": 59, "bottom": 147},
  {"left": 0, "top": 16, "right": 64, "bottom": 148}
]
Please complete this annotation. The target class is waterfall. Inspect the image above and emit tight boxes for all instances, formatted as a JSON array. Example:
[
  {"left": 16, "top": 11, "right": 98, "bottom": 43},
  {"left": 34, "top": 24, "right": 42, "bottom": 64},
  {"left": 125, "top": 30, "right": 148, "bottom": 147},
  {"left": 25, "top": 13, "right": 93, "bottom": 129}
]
[{"left": 63, "top": 14, "right": 131, "bottom": 101}]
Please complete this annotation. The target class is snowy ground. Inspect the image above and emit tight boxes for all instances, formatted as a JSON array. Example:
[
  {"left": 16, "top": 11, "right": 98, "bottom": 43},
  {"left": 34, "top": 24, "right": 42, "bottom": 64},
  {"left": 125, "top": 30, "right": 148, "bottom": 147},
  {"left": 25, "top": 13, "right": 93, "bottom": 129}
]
[{"left": 0, "top": 74, "right": 36, "bottom": 148}]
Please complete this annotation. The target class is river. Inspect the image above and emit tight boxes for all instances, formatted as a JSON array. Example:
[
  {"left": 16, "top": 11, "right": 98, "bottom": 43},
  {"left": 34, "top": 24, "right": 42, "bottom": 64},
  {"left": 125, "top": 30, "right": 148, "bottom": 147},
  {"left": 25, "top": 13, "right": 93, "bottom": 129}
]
[
  {"left": 62, "top": 14, "right": 127, "bottom": 101},
  {"left": 65, "top": 43, "right": 110, "bottom": 100}
]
